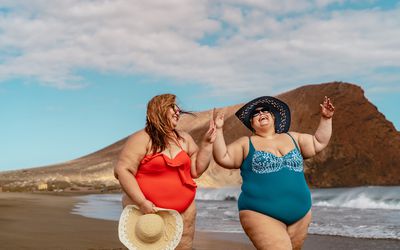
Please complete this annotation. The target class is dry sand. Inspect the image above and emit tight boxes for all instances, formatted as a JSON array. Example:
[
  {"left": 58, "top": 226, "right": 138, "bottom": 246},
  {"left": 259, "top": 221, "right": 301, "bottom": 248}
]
[{"left": 0, "top": 192, "right": 398, "bottom": 250}]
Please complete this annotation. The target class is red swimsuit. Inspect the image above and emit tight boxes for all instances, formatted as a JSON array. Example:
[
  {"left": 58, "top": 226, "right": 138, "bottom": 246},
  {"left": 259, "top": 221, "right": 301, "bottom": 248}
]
[{"left": 135, "top": 150, "right": 197, "bottom": 213}]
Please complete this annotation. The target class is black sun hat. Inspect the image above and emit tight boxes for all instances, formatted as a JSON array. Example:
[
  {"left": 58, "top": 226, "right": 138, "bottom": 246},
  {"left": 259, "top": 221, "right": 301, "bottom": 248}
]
[{"left": 235, "top": 96, "right": 291, "bottom": 133}]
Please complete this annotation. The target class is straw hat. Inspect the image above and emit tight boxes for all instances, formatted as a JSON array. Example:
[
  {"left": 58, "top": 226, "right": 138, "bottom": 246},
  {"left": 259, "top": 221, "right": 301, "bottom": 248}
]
[
  {"left": 235, "top": 96, "right": 291, "bottom": 133},
  {"left": 118, "top": 205, "right": 183, "bottom": 250}
]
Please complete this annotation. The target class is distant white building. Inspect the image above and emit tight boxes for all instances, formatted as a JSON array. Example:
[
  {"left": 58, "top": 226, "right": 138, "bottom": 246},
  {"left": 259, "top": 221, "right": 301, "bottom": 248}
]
[{"left": 37, "top": 183, "right": 48, "bottom": 191}]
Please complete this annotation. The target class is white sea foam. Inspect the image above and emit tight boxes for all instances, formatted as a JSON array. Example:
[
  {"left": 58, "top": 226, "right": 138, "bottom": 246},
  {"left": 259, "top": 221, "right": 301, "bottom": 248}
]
[
  {"left": 312, "top": 186, "right": 400, "bottom": 210},
  {"left": 195, "top": 186, "right": 241, "bottom": 201}
]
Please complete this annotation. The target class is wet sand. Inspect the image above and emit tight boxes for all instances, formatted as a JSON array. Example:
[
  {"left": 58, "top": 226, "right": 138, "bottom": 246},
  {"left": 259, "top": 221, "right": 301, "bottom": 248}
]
[{"left": 0, "top": 192, "right": 398, "bottom": 250}]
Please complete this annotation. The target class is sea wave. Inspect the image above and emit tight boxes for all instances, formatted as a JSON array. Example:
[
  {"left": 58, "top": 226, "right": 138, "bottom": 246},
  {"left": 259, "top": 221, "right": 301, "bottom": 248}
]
[
  {"left": 196, "top": 186, "right": 400, "bottom": 210},
  {"left": 195, "top": 187, "right": 241, "bottom": 201},
  {"left": 312, "top": 186, "right": 400, "bottom": 210}
]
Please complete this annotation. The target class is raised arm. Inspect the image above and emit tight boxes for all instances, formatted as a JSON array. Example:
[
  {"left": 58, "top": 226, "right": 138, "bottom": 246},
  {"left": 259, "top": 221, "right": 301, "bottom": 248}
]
[
  {"left": 296, "top": 96, "right": 335, "bottom": 158},
  {"left": 185, "top": 110, "right": 217, "bottom": 178},
  {"left": 213, "top": 111, "right": 246, "bottom": 169},
  {"left": 114, "top": 130, "right": 155, "bottom": 213}
]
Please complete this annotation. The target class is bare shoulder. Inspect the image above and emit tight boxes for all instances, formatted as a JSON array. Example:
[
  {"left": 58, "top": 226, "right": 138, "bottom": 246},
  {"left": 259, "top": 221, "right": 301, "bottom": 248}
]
[
  {"left": 175, "top": 130, "right": 195, "bottom": 144},
  {"left": 127, "top": 129, "right": 149, "bottom": 142},
  {"left": 237, "top": 135, "right": 249, "bottom": 142},
  {"left": 123, "top": 129, "right": 150, "bottom": 150},
  {"left": 232, "top": 136, "right": 249, "bottom": 147},
  {"left": 116, "top": 129, "right": 149, "bottom": 175},
  {"left": 176, "top": 130, "right": 191, "bottom": 139},
  {"left": 175, "top": 130, "right": 197, "bottom": 155},
  {"left": 287, "top": 131, "right": 301, "bottom": 140},
  {"left": 286, "top": 131, "right": 314, "bottom": 152},
  {"left": 287, "top": 131, "right": 313, "bottom": 142}
]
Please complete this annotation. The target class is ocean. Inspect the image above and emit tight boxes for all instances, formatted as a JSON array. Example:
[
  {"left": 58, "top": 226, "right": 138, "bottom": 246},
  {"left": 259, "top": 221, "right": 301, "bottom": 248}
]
[{"left": 71, "top": 186, "right": 400, "bottom": 240}]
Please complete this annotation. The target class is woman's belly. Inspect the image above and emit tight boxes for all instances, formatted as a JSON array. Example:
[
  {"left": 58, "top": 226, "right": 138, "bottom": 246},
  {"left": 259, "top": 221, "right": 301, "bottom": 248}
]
[
  {"left": 238, "top": 169, "right": 311, "bottom": 225},
  {"left": 136, "top": 171, "right": 196, "bottom": 213}
]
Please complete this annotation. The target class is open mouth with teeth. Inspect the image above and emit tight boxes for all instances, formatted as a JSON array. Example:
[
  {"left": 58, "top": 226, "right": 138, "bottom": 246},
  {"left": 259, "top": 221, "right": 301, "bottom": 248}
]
[{"left": 259, "top": 115, "right": 269, "bottom": 122}]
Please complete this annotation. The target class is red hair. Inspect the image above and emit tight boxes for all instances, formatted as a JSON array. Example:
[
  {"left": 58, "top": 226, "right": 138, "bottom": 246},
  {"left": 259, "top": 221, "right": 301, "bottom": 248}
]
[{"left": 145, "top": 94, "right": 183, "bottom": 154}]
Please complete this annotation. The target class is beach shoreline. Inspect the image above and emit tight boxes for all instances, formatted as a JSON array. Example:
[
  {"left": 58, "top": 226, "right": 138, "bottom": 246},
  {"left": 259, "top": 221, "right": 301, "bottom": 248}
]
[{"left": 0, "top": 192, "right": 398, "bottom": 250}]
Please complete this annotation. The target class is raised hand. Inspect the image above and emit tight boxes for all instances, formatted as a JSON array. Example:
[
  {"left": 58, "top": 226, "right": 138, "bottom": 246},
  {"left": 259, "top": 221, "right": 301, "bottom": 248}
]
[
  {"left": 204, "top": 109, "right": 217, "bottom": 143},
  {"left": 320, "top": 96, "right": 335, "bottom": 119},
  {"left": 214, "top": 109, "right": 225, "bottom": 129}
]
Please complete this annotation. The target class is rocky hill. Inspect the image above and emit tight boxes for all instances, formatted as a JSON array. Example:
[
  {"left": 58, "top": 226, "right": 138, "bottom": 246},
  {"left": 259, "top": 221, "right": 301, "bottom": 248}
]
[{"left": 1, "top": 82, "right": 399, "bottom": 191}]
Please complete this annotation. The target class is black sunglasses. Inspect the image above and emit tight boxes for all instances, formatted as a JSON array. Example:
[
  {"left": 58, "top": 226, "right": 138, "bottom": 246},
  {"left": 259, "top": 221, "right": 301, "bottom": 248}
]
[
  {"left": 171, "top": 104, "right": 181, "bottom": 113},
  {"left": 251, "top": 107, "right": 270, "bottom": 118}
]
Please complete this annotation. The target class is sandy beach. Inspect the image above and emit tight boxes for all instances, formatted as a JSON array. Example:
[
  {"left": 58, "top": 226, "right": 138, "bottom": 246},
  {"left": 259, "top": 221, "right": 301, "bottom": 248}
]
[{"left": 0, "top": 192, "right": 398, "bottom": 250}]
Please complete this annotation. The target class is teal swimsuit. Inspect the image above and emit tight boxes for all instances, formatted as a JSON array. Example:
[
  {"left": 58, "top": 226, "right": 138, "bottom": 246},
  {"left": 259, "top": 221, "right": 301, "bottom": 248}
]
[{"left": 238, "top": 133, "right": 311, "bottom": 225}]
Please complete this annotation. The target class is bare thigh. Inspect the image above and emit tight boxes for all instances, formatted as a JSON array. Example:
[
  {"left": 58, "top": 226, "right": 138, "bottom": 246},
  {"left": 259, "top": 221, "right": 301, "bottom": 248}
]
[
  {"left": 287, "top": 210, "right": 312, "bottom": 250},
  {"left": 175, "top": 200, "right": 196, "bottom": 250},
  {"left": 239, "top": 210, "right": 292, "bottom": 250}
]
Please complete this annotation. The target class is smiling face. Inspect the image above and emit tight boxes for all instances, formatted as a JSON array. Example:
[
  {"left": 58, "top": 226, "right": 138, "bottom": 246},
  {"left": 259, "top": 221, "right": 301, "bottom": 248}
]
[
  {"left": 167, "top": 103, "right": 181, "bottom": 128},
  {"left": 145, "top": 93, "right": 184, "bottom": 153},
  {"left": 250, "top": 106, "right": 275, "bottom": 132},
  {"left": 146, "top": 93, "right": 179, "bottom": 133}
]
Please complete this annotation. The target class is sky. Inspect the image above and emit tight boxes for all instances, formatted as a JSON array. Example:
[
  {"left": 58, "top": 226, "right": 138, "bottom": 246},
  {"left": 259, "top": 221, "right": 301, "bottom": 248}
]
[{"left": 1, "top": 0, "right": 399, "bottom": 171}]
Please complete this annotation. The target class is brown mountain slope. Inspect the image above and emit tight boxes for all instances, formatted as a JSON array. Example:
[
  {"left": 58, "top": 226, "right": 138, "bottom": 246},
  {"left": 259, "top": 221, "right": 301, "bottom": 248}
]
[{"left": 1, "top": 82, "right": 399, "bottom": 191}]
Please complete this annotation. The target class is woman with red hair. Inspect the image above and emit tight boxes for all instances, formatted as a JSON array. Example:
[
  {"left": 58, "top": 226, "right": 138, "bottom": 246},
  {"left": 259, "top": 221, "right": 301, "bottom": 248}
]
[{"left": 114, "top": 93, "right": 216, "bottom": 249}]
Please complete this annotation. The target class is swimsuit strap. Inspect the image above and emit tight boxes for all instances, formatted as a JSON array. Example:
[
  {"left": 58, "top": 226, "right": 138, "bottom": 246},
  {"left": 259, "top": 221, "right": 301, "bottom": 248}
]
[
  {"left": 286, "top": 132, "right": 300, "bottom": 151},
  {"left": 175, "top": 139, "right": 184, "bottom": 150},
  {"left": 240, "top": 137, "right": 255, "bottom": 171},
  {"left": 171, "top": 130, "right": 184, "bottom": 150},
  {"left": 248, "top": 137, "right": 256, "bottom": 153}
]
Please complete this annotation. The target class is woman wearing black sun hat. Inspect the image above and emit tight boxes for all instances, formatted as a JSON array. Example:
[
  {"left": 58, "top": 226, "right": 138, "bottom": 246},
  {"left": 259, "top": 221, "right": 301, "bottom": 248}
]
[{"left": 213, "top": 95, "right": 335, "bottom": 250}]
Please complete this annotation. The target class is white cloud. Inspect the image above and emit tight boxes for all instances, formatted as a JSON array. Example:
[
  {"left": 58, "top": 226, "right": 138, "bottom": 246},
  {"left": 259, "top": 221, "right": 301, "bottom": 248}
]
[
  {"left": 217, "top": 0, "right": 312, "bottom": 13},
  {"left": 0, "top": 0, "right": 399, "bottom": 94},
  {"left": 314, "top": 0, "right": 345, "bottom": 8},
  {"left": 221, "top": 7, "right": 243, "bottom": 25}
]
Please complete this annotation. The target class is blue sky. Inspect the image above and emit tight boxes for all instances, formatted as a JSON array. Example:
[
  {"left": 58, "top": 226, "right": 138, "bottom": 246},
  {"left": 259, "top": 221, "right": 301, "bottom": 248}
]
[{"left": 0, "top": 0, "right": 399, "bottom": 171}]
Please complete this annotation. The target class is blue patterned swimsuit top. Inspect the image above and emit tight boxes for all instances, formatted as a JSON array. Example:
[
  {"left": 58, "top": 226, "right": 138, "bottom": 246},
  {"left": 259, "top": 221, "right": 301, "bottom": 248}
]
[
  {"left": 238, "top": 133, "right": 312, "bottom": 225},
  {"left": 251, "top": 144, "right": 303, "bottom": 174}
]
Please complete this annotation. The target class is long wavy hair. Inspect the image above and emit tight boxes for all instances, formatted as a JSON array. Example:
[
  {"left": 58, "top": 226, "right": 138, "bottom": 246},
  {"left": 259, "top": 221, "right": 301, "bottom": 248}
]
[{"left": 145, "top": 94, "right": 184, "bottom": 154}]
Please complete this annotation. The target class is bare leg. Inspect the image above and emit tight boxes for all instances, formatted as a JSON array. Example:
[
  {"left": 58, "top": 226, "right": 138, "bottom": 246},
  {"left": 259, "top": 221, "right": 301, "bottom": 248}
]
[
  {"left": 175, "top": 201, "right": 196, "bottom": 250},
  {"left": 239, "top": 210, "right": 292, "bottom": 250},
  {"left": 287, "top": 210, "right": 312, "bottom": 250}
]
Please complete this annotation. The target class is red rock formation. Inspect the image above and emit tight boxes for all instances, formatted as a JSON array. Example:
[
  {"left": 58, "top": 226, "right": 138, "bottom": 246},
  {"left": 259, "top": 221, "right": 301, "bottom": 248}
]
[{"left": 183, "top": 82, "right": 400, "bottom": 187}]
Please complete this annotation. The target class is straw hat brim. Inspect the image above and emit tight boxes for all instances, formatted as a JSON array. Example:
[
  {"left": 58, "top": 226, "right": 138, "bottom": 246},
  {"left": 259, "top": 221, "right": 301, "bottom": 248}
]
[{"left": 118, "top": 205, "right": 183, "bottom": 250}]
